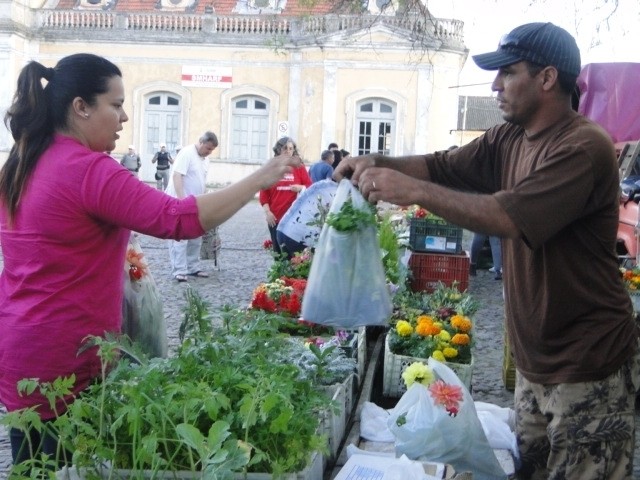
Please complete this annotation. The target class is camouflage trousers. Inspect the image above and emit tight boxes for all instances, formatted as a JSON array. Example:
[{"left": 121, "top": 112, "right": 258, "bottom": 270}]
[{"left": 515, "top": 345, "right": 640, "bottom": 480}]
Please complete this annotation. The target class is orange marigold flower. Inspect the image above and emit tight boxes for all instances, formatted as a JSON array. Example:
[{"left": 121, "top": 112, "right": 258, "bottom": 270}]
[
  {"left": 451, "top": 333, "right": 470, "bottom": 346},
  {"left": 450, "top": 315, "right": 472, "bottom": 333},
  {"left": 415, "top": 321, "right": 441, "bottom": 336},
  {"left": 416, "top": 315, "right": 434, "bottom": 325}
]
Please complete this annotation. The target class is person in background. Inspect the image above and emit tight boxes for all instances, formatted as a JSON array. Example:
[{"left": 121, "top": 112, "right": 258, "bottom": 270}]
[
  {"left": 120, "top": 144, "right": 141, "bottom": 176},
  {"left": 469, "top": 233, "right": 502, "bottom": 280},
  {"left": 152, "top": 143, "right": 173, "bottom": 190},
  {"left": 335, "top": 23, "right": 640, "bottom": 479},
  {"left": 328, "top": 142, "right": 343, "bottom": 169},
  {"left": 309, "top": 149, "right": 334, "bottom": 183},
  {"left": 165, "top": 131, "right": 218, "bottom": 282},
  {"left": 0, "top": 53, "right": 296, "bottom": 469},
  {"left": 340, "top": 149, "right": 351, "bottom": 161},
  {"left": 260, "top": 137, "right": 311, "bottom": 256}
]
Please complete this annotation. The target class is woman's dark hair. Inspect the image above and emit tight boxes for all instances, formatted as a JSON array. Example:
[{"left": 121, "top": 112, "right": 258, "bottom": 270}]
[
  {"left": 1, "top": 53, "right": 121, "bottom": 223},
  {"left": 331, "top": 149, "right": 343, "bottom": 169},
  {"left": 273, "top": 136, "right": 299, "bottom": 157}
]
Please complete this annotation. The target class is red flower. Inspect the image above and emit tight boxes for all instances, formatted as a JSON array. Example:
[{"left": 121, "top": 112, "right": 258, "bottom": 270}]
[
  {"left": 428, "top": 380, "right": 463, "bottom": 417},
  {"left": 250, "top": 289, "right": 277, "bottom": 312},
  {"left": 263, "top": 239, "right": 273, "bottom": 250},
  {"left": 129, "top": 265, "right": 143, "bottom": 281},
  {"left": 283, "top": 277, "right": 307, "bottom": 296}
]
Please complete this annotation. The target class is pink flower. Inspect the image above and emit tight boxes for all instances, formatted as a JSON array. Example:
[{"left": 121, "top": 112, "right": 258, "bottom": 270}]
[{"left": 428, "top": 380, "right": 463, "bottom": 417}]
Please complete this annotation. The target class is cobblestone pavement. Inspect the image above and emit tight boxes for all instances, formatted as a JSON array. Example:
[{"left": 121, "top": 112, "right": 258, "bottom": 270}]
[{"left": 1, "top": 199, "right": 639, "bottom": 478}]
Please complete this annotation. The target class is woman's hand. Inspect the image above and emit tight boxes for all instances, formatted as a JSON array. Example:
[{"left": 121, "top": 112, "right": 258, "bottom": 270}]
[
  {"left": 257, "top": 153, "right": 297, "bottom": 190},
  {"left": 265, "top": 210, "right": 277, "bottom": 227}
]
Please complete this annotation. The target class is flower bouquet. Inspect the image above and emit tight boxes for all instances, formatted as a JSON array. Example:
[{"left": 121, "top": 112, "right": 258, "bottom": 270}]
[
  {"left": 387, "top": 360, "right": 506, "bottom": 479},
  {"left": 122, "top": 235, "right": 167, "bottom": 358}
]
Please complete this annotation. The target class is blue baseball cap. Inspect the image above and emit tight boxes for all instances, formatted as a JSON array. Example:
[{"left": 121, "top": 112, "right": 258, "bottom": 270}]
[{"left": 472, "top": 22, "right": 581, "bottom": 76}]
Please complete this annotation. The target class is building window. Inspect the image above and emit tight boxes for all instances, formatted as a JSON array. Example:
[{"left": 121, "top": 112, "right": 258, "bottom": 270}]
[
  {"left": 78, "top": 0, "right": 109, "bottom": 8},
  {"left": 144, "top": 93, "right": 182, "bottom": 155},
  {"left": 356, "top": 99, "right": 395, "bottom": 156},
  {"left": 231, "top": 96, "right": 269, "bottom": 162},
  {"left": 159, "top": 0, "right": 196, "bottom": 10}
]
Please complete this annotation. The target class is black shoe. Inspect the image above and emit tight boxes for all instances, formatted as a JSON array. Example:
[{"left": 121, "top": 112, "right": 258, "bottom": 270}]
[
  {"left": 469, "top": 264, "right": 477, "bottom": 276},
  {"left": 495, "top": 271, "right": 502, "bottom": 281}
]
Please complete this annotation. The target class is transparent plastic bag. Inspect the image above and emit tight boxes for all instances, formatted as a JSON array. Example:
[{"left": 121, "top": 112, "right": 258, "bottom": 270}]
[
  {"left": 122, "top": 235, "right": 168, "bottom": 358},
  {"left": 301, "top": 179, "right": 392, "bottom": 328},
  {"left": 387, "top": 358, "right": 506, "bottom": 480}
]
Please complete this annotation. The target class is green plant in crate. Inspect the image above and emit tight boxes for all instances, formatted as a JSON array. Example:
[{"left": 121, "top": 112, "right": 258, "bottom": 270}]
[
  {"left": 2, "top": 288, "right": 330, "bottom": 479},
  {"left": 388, "top": 283, "right": 478, "bottom": 365},
  {"left": 377, "top": 213, "right": 403, "bottom": 287},
  {"left": 266, "top": 248, "right": 314, "bottom": 282}
]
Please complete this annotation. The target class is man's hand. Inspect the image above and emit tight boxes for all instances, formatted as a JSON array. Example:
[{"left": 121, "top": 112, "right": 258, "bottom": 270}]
[
  {"left": 333, "top": 154, "right": 377, "bottom": 184},
  {"left": 358, "top": 167, "right": 422, "bottom": 206}
]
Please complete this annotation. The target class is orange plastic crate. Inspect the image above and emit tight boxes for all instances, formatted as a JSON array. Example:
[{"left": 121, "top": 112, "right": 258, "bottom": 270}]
[{"left": 408, "top": 252, "right": 470, "bottom": 293}]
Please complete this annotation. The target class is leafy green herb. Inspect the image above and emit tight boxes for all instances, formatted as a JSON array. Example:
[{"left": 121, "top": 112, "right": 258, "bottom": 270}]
[
  {"left": 378, "top": 214, "right": 402, "bottom": 285},
  {"left": 325, "top": 194, "right": 376, "bottom": 232}
]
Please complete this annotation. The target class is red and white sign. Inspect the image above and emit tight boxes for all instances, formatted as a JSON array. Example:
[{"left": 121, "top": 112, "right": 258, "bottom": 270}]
[{"left": 181, "top": 66, "right": 232, "bottom": 88}]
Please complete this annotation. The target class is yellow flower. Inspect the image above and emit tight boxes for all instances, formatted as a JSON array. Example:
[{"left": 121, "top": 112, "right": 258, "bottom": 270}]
[
  {"left": 443, "top": 347, "right": 458, "bottom": 359},
  {"left": 450, "top": 315, "right": 472, "bottom": 333},
  {"left": 432, "top": 350, "right": 445, "bottom": 362},
  {"left": 451, "top": 333, "right": 470, "bottom": 346},
  {"left": 396, "top": 320, "right": 413, "bottom": 336},
  {"left": 438, "top": 330, "right": 451, "bottom": 342},
  {"left": 402, "top": 361, "right": 435, "bottom": 388}
]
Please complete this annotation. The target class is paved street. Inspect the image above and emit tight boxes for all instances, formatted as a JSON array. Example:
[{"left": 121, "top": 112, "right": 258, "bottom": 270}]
[{"left": 1, "top": 198, "right": 639, "bottom": 478}]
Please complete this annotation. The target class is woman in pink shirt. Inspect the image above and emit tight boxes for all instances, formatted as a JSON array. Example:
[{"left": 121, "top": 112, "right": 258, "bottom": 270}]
[{"left": 0, "top": 53, "right": 296, "bottom": 468}]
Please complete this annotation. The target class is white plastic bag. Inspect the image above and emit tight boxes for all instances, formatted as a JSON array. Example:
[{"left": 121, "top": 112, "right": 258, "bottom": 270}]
[
  {"left": 301, "top": 179, "right": 392, "bottom": 327},
  {"left": 121, "top": 235, "right": 168, "bottom": 358},
  {"left": 360, "top": 401, "right": 395, "bottom": 442},
  {"left": 475, "top": 402, "right": 519, "bottom": 463},
  {"left": 387, "top": 358, "right": 506, "bottom": 480}
]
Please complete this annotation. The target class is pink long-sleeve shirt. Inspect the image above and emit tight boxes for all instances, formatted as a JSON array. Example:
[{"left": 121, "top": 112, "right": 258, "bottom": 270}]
[{"left": 0, "top": 134, "right": 205, "bottom": 418}]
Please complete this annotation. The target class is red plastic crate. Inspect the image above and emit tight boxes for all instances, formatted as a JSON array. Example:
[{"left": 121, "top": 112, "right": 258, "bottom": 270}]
[{"left": 408, "top": 252, "right": 470, "bottom": 293}]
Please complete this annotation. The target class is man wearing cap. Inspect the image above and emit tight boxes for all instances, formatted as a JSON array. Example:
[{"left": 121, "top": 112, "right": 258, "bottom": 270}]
[
  {"left": 335, "top": 22, "right": 640, "bottom": 479},
  {"left": 120, "top": 145, "right": 141, "bottom": 177},
  {"left": 151, "top": 144, "right": 174, "bottom": 190}
]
